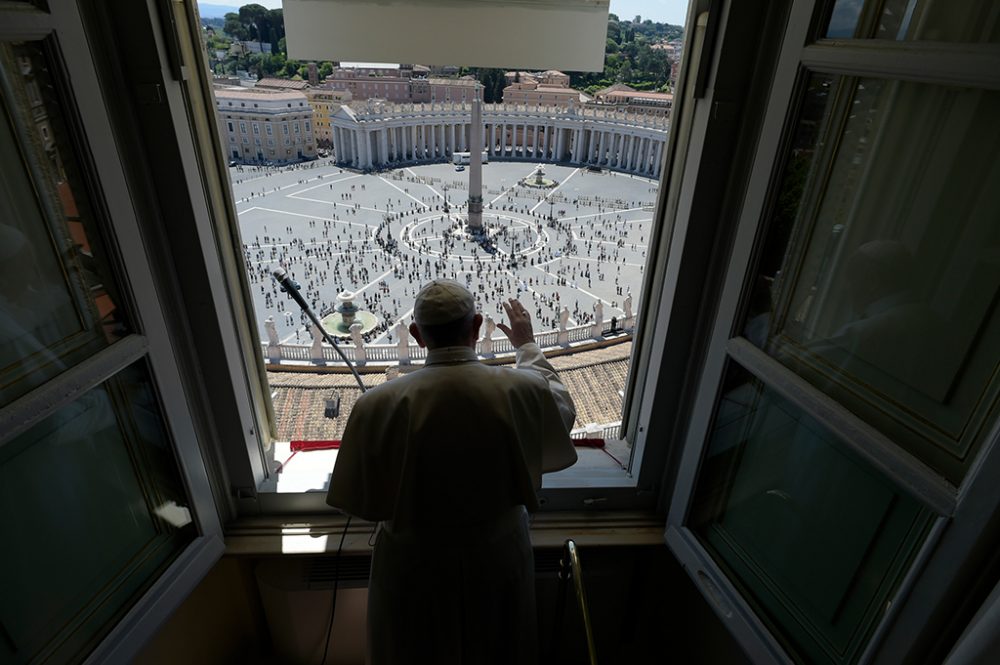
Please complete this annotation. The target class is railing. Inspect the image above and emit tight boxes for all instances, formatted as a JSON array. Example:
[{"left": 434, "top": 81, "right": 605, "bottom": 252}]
[
  {"left": 553, "top": 539, "right": 598, "bottom": 665},
  {"left": 570, "top": 421, "right": 622, "bottom": 440},
  {"left": 262, "top": 317, "right": 635, "bottom": 367}
]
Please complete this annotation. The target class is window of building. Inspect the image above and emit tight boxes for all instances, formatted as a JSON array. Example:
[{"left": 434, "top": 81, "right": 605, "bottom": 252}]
[
  {"left": 664, "top": 1, "right": 1000, "bottom": 664},
  {"left": 282, "top": 124, "right": 288, "bottom": 135},
  {"left": 227, "top": 120, "right": 233, "bottom": 132},
  {"left": 293, "top": 122, "right": 299, "bottom": 134},
  {"left": 239, "top": 121, "right": 246, "bottom": 133},
  {"left": 266, "top": 123, "right": 272, "bottom": 135},
  {"left": 252, "top": 122, "right": 259, "bottom": 134},
  {"left": 0, "top": 13, "right": 221, "bottom": 663}
]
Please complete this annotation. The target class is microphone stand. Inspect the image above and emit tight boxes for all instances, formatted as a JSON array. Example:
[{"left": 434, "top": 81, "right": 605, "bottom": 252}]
[{"left": 272, "top": 267, "right": 367, "bottom": 394}]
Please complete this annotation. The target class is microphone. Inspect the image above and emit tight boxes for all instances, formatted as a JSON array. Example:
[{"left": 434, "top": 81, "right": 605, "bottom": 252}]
[
  {"left": 272, "top": 267, "right": 310, "bottom": 312},
  {"left": 270, "top": 267, "right": 367, "bottom": 393}
]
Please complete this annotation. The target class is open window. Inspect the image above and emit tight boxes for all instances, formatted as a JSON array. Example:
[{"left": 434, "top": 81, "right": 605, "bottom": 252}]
[
  {"left": 193, "top": 0, "right": 690, "bottom": 510},
  {"left": 665, "top": 0, "right": 1000, "bottom": 663},
  {"left": 0, "top": 2, "right": 223, "bottom": 662}
]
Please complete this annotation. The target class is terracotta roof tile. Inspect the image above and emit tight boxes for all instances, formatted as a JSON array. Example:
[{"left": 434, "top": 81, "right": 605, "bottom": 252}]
[{"left": 267, "top": 343, "right": 633, "bottom": 440}]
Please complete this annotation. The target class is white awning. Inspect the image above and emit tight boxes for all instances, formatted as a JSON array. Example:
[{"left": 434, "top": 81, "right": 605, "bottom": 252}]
[{"left": 283, "top": 0, "right": 610, "bottom": 72}]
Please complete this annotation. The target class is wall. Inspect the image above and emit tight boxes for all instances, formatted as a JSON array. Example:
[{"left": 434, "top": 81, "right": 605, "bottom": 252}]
[
  {"left": 133, "top": 557, "right": 273, "bottom": 664},
  {"left": 133, "top": 545, "right": 748, "bottom": 664}
]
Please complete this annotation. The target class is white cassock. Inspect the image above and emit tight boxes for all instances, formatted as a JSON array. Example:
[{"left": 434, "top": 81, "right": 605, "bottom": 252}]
[{"left": 327, "top": 342, "right": 577, "bottom": 665}]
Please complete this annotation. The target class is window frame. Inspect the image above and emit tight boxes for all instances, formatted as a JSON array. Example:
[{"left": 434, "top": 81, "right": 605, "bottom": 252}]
[
  {"left": 0, "top": 1, "right": 224, "bottom": 662},
  {"left": 159, "top": 0, "right": 720, "bottom": 516},
  {"left": 662, "top": 0, "right": 1000, "bottom": 662}
]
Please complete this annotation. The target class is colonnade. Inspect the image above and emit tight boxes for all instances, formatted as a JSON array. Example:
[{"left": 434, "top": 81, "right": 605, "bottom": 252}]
[{"left": 331, "top": 108, "right": 666, "bottom": 179}]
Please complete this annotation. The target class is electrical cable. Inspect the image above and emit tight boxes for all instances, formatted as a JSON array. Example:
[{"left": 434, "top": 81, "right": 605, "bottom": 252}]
[
  {"left": 271, "top": 268, "right": 365, "bottom": 665},
  {"left": 320, "top": 515, "right": 351, "bottom": 665}
]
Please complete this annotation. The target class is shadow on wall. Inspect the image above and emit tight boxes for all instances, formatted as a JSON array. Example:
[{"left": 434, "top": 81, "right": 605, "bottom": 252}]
[{"left": 133, "top": 545, "right": 749, "bottom": 665}]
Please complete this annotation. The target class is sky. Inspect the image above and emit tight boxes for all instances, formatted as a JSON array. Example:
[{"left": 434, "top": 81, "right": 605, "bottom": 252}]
[{"left": 201, "top": 0, "right": 689, "bottom": 26}]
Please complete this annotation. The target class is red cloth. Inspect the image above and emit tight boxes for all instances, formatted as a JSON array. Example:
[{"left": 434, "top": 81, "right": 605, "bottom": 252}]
[{"left": 290, "top": 440, "right": 342, "bottom": 452}]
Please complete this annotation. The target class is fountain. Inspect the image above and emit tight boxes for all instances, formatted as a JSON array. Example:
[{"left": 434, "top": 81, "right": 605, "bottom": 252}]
[
  {"left": 321, "top": 291, "right": 379, "bottom": 336},
  {"left": 520, "top": 163, "right": 558, "bottom": 189}
]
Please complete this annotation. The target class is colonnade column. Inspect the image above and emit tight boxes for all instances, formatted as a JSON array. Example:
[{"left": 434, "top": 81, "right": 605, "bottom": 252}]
[
  {"left": 533, "top": 125, "right": 540, "bottom": 158},
  {"left": 379, "top": 129, "right": 388, "bottom": 166},
  {"left": 490, "top": 124, "right": 496, "bottom": 156}
]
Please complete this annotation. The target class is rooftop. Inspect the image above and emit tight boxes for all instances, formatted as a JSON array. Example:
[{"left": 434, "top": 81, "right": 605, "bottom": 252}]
[
  {"left": 255, "top": 78, "right": 311, "bottom": 90},
  {"left": 214, "top": 87, "right": 308, "bottom": 101},
  {"left": 268, "top": 342, "right": 632, "bottom": 441}
]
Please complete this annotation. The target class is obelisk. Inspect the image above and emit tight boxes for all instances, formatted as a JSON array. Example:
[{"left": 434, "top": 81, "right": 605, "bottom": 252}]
[{"left": 467, "top": 85, "right": 484, "bottom": 230}]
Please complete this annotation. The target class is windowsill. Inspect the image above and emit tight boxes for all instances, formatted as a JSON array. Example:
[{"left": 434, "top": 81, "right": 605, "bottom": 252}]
[
  {"left": 257, "top": 438, "right": 635, "bottom": 494},
  {"left": 224, "top": 510, "right": 666, "bottom": 556}
]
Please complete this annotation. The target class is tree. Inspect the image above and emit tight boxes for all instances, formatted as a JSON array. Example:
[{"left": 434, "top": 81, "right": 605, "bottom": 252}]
[
  {"left": 318, "top": 61, "right": 334, "bottom": 79},
  {"left": 223, "top": 12, "right": 248, "bottom": 40},
  {"left": 239, "top": 3, "right": 268, "bottom": 52}
]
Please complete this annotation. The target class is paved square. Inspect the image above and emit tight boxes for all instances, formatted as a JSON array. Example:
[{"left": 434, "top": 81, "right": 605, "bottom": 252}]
[{"left": 235, "top": 160, "right": 657, "bottom": 346}]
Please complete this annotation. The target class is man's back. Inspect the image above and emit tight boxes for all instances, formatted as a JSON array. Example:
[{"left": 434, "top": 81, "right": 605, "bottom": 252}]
[
  {"left": 328, "top": 345, "right": 575, "bottom": 529},
  {"left": 325, "top": 288, "right": 576, "bottom": 664}
]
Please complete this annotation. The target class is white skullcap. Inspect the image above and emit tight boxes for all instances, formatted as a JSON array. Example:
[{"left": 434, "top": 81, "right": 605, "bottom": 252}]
[{"left": 413, "top": 279, "right": 475, "bottom": 326}]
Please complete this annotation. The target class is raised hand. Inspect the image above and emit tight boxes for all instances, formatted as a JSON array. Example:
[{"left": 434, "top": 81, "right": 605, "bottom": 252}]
[{"left": 497, "top": 298, "right": 535, "bottom": 348}]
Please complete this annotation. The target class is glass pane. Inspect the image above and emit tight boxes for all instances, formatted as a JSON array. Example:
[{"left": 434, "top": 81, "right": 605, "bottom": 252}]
[
  {"left": 825, "top": 0, "right": 1000, "bottom": 43},
  {"left": 690, "top": 363, "right": 934, "bottom": 665},
  {"left": 0, "top": 361, "right": 195, "bottom": 664},
  {"left": 743, "top": 72, "right": 1000, "bottom": 484},
  {"left": 0, "top": 41, "right": 129, "bottom": 408}
]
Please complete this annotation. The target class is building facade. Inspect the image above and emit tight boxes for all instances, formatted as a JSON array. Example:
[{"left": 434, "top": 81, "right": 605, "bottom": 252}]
[
  {"left": 214, "top": 87, "right": 316, "bottom": 164},
  {"left": 502, "top": 82, "right": 590, "bottom": 108},
  {"left": 305, "top": 88, "right": 352, "bottom": 148},
  {"left": 591, "top": 83, "right": 674, "bottom": 117},
  {"left": 328, "top": 101, "right": 667, "bottom": 178}
]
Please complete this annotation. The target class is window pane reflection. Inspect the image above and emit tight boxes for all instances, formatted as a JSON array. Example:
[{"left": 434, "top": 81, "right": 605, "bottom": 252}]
[
  {"left": 0, "top": 41, "right": 129, "bottom": 408},
  {"left": 743, "top": 73, "right": 1000, "bottom": 483},
  {"left": 691, "top": 364, "right": 934, "bottom": 665},
  {"left": 825, "top": 0, "right": 1000, "bottom": 43},
  {"left": 0, "top": 361, "right": 194, "bottom": 663}
]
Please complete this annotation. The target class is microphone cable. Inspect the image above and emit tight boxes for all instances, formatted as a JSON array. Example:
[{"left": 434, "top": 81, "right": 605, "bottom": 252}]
[{"left": 271, "top": 267, "right": 365, "bottom": 664}]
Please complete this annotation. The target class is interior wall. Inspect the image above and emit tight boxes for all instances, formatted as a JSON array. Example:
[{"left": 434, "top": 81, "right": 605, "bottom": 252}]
[
  {"left": 133, "top": 545, "right": 747, "bottom": 664},
  {"left": 133, "top": 557, "right": 273, "bottom": 665}
]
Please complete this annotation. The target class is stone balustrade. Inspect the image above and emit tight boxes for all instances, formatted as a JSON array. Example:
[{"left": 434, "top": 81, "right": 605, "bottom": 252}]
[{"left": 263, "top": 317, "right": 635, "bottom": 368}]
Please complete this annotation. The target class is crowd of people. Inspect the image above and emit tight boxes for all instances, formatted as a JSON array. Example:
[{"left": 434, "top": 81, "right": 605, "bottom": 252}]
[{"left": 240, "top": 165, "right": 654, "bottom": 348}]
